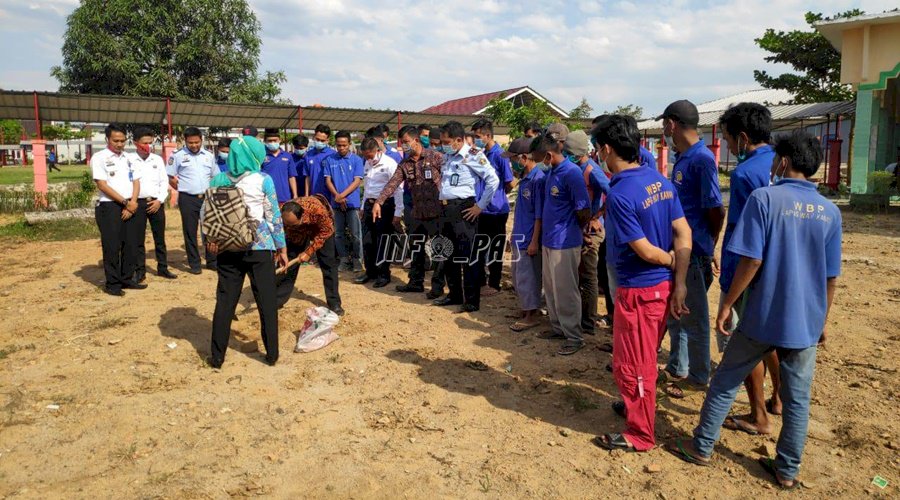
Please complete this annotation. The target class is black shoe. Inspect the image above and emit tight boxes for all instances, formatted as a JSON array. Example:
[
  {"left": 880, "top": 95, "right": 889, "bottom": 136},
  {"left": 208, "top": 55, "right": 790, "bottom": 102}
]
[
  {"left": 458, "top": 303, "right": 479, "bottom": 313},
  {"left": 123, "top": 281, "right": 148, "bottom": 290},
  {"left": 557, "top": 342, "right": 584, "bottom": 356},
  {"left": 103, "top": 287, "right": 124, "bottom": 297},
  {"left": 205, "top": 264, "right": 217, "bottom": 271},
  {"left": 265, "top": 355, "right": 278, "bottom": 366},
  {"left": 433, "top": 296, "right": 463, "bottom": 307},
  {"left": 353, "top": 274, "right": 372, "bottom": 285},
  {"left": 338, "top": 262, "right": 353, "bottom": 272},
  {"left": 396, "top": 283, "right": 425, "bottom": 293},
  {"left": 206, "top": 356, "right": 223, "bottom": 369},
  {"left": 425, "top": 288, "right": 444, "bottom": 300},
  {"left": 373, "top": 278, "right": 390, "bottom": 288},
  {"left": 135, "top": 274, "right": 146, "bottom": 283},
  {"left": 158, "top": 269, "right": 177, "bottom": 279},
  {"left": 188, "top": 268, "right": 202, "bottom": 275},
  {"left": 332, "top": 306, "right": 345, "bottom": 316}
]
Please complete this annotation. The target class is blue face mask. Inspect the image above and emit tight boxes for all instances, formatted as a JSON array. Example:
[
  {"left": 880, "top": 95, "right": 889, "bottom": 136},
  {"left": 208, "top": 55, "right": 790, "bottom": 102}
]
[
  {"left": 218, "top": 152, "right": 229, "bottom": 162},
  {"left": 441, "top": 145, "right": 455, "bottom": 155},
  {"left": 295, "top": 148, "right": 307, "bottom": 157},
  {"left": 314, "top": 140, "right": 327, "bottom": 150},
  {"left": 565, "top": 154, "right": 580, "bottom": 165},
  {"left": 420, "top": 136, "right": 430, "bottom": 148},
  {"left": 265, "top": 142, "right": 280, "bottom": 152},
  {"left": 736, "top": 137, "right": 747, "bottom": 163},
  {"left": 474, "top": 138, "right": 486, "bottom": 148},
  {"left": 511, "top": 161, "right": 525, "bottom": 174}
]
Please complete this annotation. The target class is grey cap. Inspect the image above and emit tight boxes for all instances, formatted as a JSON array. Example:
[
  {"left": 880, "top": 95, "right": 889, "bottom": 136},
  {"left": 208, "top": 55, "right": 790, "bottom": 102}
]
[
  {"left": 546, "top": 122, "right": 569, "bottom": 140},
  {"left": 563, "top": 130, "right": 590, "bottom": 157},
  {"left": 501, "top": 137, "right": 535, "bottom": 158}
]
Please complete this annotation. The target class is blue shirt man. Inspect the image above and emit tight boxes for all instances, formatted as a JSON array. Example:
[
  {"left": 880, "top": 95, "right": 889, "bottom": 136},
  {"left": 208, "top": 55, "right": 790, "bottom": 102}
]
[
  {"left": 511, "top": 167, "right": 545, "bottom": 250},
  {"left": 323, "top": 151, "right": 365, "bottom": 209},
  {"left": 541, "top": 159, "right": 591, "bottom": 249},
  {"left": 262, "top": 149, "right": 298, "bottom": 204},
  {"left": 719, "top": 144, "right": 775, "bottom": 293},
  {"left": 605, "top": 166, "right": 684, "bottom": 288},
  {"left": 670, "top": 139, "right": 722, "bottom": 256},
  {"left": 303, "top": 145, "right": 335, "bottom": 197},
  {"left": 482, "top": 142, "right": 515, "bottom": 215},
  {"left": 580, "top": 157, "right": 611, "bottom": 216},
  {"left": 639, "top": 146, "right": 657, "bottom": 171},
  {"left": 291, "top": 151, "right": 307, "bottom": 197},
  {"left": 166, "top": 146, "right": 217, "bottom": 195},
  {"left": 216, "top": 156, "right": 228, "bottom": 173}
]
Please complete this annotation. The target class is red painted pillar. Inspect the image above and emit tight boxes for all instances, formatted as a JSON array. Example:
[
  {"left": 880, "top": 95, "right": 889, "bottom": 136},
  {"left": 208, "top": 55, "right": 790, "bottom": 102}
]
[
  {"left": 657, "top": 134, "right": 669, "bottom": 177},
  {"left": 32, "top": 139, "right": 48, "bottom": 207},
  {"left": 163, "top": 141, "right": 178, "bottom": 207},
  {"left": 708, "top": 124, "right": 721, "bottom": 166},
  {"left": 397, "top": 112, "right": 402, "bottom": 131},
  {"left": 298, "top": 106, "right": 304, "bottom": 131}
]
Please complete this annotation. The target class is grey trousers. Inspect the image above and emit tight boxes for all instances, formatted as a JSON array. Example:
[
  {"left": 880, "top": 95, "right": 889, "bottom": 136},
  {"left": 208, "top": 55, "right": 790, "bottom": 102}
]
[{"left": 542, "top": 246, "right": 583, "bottom": 343}]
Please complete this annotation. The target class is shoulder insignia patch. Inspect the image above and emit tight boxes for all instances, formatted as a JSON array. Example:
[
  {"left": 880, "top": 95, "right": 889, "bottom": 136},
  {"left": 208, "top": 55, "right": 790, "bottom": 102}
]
[{"left": 168, "top": 156, "right": 174, "bottom": 165}]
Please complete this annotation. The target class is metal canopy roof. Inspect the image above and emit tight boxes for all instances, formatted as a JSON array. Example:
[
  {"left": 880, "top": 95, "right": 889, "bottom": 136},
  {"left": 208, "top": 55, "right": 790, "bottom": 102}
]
[
  {"left": 0, "top": 90, "right": 520, "bottom": 134},
  {"left": 637, "top": 100, "right": 855, "bottom": 134}
]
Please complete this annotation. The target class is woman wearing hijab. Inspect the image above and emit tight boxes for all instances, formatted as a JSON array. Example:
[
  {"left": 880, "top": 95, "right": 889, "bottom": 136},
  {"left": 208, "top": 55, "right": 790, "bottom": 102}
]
[{"left": 205, "top": 135, "right": 288, "bottom": 368}]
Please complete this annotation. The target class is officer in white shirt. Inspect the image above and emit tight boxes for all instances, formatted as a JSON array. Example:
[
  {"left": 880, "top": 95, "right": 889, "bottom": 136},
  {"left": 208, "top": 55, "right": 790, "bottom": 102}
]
[
  {"left": 166, "top": 126, "right": 217, "bottom": 274},
  {"left": 92, "top": 123, "right": 147, "bottom": 296},
  {"left": 354, "top": 136, "right": 404, "bottom": 287},
  {"left": 129, "top": 127, "right": 176, "bottom": 282}
]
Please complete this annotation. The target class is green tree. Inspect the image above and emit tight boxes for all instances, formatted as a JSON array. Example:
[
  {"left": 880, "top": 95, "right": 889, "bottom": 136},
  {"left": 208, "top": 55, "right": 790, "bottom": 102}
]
[
  {"left": 604, "top": 104, "right": 644, "bottom": 120},
  {"left": 51, "top": 0, "right": 287, "bottom": 103},
  {"left": 0, "top": 120, "right": 25, "bottom": 144},
  {"left": 483, "top": 95, "right": 556, "bottom": 137},
  {"left": 753, "top": 10, "right": 861, "bottom": 103}
]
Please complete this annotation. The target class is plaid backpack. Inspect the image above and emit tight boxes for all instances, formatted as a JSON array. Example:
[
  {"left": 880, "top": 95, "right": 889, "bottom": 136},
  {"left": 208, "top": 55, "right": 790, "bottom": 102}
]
[{"left": 201, "top": 173, "right": 259, "bottom": 252}]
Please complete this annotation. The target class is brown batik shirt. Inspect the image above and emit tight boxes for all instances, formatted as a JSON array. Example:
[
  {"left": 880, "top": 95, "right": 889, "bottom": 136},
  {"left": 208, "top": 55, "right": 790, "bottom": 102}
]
[{"left": 375, "top": 148, "right": 443, "bottom": 220}]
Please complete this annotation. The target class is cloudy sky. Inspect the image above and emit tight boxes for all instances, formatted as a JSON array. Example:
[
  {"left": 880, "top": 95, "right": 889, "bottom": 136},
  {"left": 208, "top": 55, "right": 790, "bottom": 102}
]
[{"left": 0, "top": 0, "right": 894, "bottom": 117}]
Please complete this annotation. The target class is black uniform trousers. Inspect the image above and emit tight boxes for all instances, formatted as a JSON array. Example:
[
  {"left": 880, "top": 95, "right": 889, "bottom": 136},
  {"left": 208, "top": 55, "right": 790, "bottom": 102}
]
[
  {"left": 178, "top": 193, "right": 216, "bottom": 271},
  {"left": 211, "top": 250, "right": 278, "bottom": 365},
  {"left": 406, "top": 216, "right": 443, "bottom": 290},
  {"left": 275, "top": 236, "right": 341, "bottom": 311},
  {"left": 95, "top": 201, "right": 139, "bottom": 292},
  {"left": 362, "top": 198, "right": 395, "bottom": 280},
  {"left": 597, "top": 238, "right": 614, "bottom": 317},
  {"left": 477, "top": 211, "right": 509, "bottom": 289},
  {"left": 132, "top": 199, "right": 170, "bottom": 280},
  {"left": 440, "top": 198, "right": 482, "bottom": 307}
]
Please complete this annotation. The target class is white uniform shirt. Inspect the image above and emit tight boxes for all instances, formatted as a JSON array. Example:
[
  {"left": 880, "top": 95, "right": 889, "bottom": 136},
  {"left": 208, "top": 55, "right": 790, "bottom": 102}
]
[
  {"left": 92, "top": 148, "right": 141, "bottom": 202},
  {"left": 129, "top": 152, "right": 169, "bottom": 202},
  {"left": 364, "top": 153, "right": 404, "bottom": 217}
]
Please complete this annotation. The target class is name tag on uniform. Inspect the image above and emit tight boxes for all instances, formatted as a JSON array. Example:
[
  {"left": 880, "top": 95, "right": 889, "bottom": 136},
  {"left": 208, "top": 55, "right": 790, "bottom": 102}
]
[
  {"left": 450, "top": 173, "right": 459, "bottom": 186},
  {"left": 424, "top": 169, "right": 432, "bottom": 180}
]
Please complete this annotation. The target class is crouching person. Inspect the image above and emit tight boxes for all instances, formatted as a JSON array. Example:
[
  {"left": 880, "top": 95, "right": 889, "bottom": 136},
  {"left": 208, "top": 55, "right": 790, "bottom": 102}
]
[{"left": 204, "top": 135, "right": 288, "bottom": 368}]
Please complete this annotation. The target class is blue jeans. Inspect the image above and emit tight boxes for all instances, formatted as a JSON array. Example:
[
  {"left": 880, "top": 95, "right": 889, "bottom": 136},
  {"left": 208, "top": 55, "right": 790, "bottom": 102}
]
[
  {"left": 692, "top": 330, "right": 817, "bottom": 481},
  {"left": 666, "top": 254, "right": 713, "bottom": 385},
  {"left": 333, "top": 208, "right": 362, "bottom": 262}
]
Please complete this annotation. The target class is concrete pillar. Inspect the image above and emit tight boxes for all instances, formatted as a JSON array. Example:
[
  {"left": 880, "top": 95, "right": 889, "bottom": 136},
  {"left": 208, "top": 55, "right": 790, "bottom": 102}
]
[
  {"left": 850, "top": 89, "right": 875, "bottom": 195},
  {"left": 31, "top": 139, "right": 48, "bottom": 207},
  {"left": 162, "top": 142, "right": 178, "bottom": 207}
]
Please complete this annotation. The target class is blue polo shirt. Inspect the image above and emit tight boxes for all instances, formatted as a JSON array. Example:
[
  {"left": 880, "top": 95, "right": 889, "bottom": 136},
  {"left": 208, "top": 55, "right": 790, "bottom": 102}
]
[
  {"left": 303, "top": 146, "right": 335, "bottom": 197},
  {"left": 640, "top": 146, "right": 657, "bottom": 171},
  {"left": 511, "top": 167, "right": 545, "bottom": 250},
  {"left": 606, "top": 166, "right": 684, "bottom": 288},
  {"left": 261, "top": 150, "right": 298, "bottom": 204},
  {"left": 323, "top": 152, "right": 364, "bottom": 209},
  {"left": 580, "top": 158, "right": 611, "bottom": 216},
  {"left": 670, "top": 139, "right": 722, "bottom": 256},
  {"left": 728, "top": 179, "right": 842, "bottom": 348},
  {"left": 483, "top": 143, "right": 514, "bottom": 215},
  {"left": 216, "top": 157, "right": 228, "bottom": 173},
  {"left": 720, "top": 144, "right": 775, "bottom": 293},
  {"left": 385, "top": 147, "right": 403, "bottom": 164},
  {"left": 292, "top": 152, "right": 307, "bottom": 195},
  {"left": 541, "top": 159, "right": 591, "bottom": 250}
]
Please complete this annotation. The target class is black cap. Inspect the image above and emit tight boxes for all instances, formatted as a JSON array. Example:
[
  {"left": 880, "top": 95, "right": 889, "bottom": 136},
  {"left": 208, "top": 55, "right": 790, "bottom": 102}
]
[
  {"left": 263, "top": 128, "right": 280, "bottom": 139},
  {"left": 241, "top": 125, "right": 258, "bottom": 137},
  {"left": 501, "top": 137, "right": 535, "bottom": 158},
  {"left": 655, "top": 100, "right": 699, "bottom": 127}
]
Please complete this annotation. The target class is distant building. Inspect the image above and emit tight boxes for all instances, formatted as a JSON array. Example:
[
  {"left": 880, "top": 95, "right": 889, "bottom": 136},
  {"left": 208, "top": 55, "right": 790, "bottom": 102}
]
[{"left": 421, "top": 86, "right": 569, "bottom": 118}]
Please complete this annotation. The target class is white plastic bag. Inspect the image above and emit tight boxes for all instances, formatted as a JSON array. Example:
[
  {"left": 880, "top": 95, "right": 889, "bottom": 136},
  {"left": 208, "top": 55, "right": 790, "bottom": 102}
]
[{"left": 294, "top": 306, "right": 340, "bottom": 353}]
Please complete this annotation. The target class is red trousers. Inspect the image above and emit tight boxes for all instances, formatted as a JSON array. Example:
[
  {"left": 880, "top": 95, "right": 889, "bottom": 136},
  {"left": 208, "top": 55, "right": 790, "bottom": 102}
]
[{"left": 612, "top": 280, "right": 671, "bottom": 451}]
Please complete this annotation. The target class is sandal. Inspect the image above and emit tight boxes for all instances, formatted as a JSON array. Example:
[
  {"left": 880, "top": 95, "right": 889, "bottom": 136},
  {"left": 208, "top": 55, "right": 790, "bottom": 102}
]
[
  {"left": 665, "top": 382, "right": 686, "bottom": 399},
  {"left": 510, "top": 320, "right": 540, "bottom": 332},
  {"left": 758, "top": 457, "right": 800, "bottom": 490},
  {"left": 592, "top": 433, "right": 635, "bottom": 452},
  {"left": 598, "top": 342, "right": 613, "bottom": 353},
  {"left": 665, "top": 438, "right": 710, "bottom": 466},
  {"left": 722, "top": 416, "right": 761, "bottom": 435}
]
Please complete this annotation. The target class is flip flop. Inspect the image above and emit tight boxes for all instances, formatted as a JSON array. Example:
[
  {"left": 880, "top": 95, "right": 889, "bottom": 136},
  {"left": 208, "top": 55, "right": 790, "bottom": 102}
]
[
  {"left": 665, "top": 438, "right": 710, "bottom": 467},
  {"left": 665, "top": 382, "right": 686, "bottom": 399},
  {"left": 758, "top": 457, "right": 800, "bottom": 490},
  {"left": 723, "top": 416, "right": 761, "bottom": 435},
  {"left": 509, "top": 320, "right": 540, "bottom": 332},
  {"left": 592, "top": 433, "right": 636, "bottom": 452},
  {"left": 598, "top": 342, "right": 613, "bottom": 353},
  {"left": 464, "top": 360, "right": 489, "bottom": 371}
]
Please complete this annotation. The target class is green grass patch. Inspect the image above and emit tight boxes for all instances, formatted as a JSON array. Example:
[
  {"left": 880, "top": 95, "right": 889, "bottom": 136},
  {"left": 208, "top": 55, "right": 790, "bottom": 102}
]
[
  {"left": 0, "top": 218, "right": 99, "bottom": 242},
  {"left": 0, "top": 165, "right": 89, "bottom": 185}
]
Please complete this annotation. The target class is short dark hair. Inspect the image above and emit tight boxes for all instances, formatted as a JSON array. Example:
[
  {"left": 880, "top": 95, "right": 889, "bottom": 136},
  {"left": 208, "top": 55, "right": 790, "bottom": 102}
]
[
  {"left": 718, "top": 103, "right": 772, "bottom": 145},
  {"left": 105, "top": 123, "right": 126, "bottom": 138},
  {"left": 524, "top": 121, "right": 542, "bottom": 134},
  {"left": 773, "top": 130, "right": 822, "bottom": 178},
  {"left": 441, "top": 121, "right": 466, "bottom": 140},
  {"left": 264, "top": 128, "right": 280, "bottom": 139},
  {"left": 471, "top": 118, "right": 493, "bottom": 136},
  {"left": 334, "top": 130, "right": 351, "bottom": 142},
  {"left": 398, "top": 125, "right": 420, "bottom": 142},
  {"left": 291, "top": 135, "right": 308, "bottom": 149},
  {"left": 591, "top": 114, "right": 610, "bottom": 125},
  {"left": 281, "top": 201, "right": 304, "bottom": 220},
  {"left": 374, "top": 123, "right": 390, "bottom": 137},
  {"left": 529, "top": 133, "right": 559, "bottom": 157},
  {"left": 429, "top": 126, "right": 441, "bottom": 138},
  {"left": 590, "top": 115, "right": 641, "bottom": 163},
  {"left": 359, "top": 137, "right": 380, "bottom": 152},
  {"left": 417, "top": 124, "right": 430, "bottom": 134},
  {"left": 314, "top": 124, "right": 331, "bottom": 136},
  {"left": 217, "top": 137, "right": 232, "bottom": 148},
  {"left": 183, "top": 127, "right": 202, "bottom": 139},
  {"left": 132, "top": 126, "right": 155, "bottom": 141}
]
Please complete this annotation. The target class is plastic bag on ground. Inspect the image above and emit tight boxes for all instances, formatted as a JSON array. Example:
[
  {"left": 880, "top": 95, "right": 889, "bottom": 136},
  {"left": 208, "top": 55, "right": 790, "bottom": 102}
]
[{"left": 294, "top": 306, "right": 340, "bottom": 353}]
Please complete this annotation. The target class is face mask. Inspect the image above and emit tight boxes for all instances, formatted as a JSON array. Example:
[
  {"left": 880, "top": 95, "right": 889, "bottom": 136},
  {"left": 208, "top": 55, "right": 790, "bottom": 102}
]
[
  {"left": 441, "top": 145, "right": 455, "bottom": 155},
  {"left": 771, "top": 158, "right": 788, "bottom": 185},
  {"left": 420, "top": 136, "right": 430, "bottom": 148},
  {"left": 736, "top": 136, "right": 747, "bottom": 163},
  {"left": 511, "top": 161, "right": 525, "bottom": 175},
  {"left": 664, "top": 134, "right": 676, "bottom": 151},
  {"left": 135, "top": 142, "right": 151, "bottom": 155},
  {"left": 474, "top": 138, "right": 486, "bottom": 148},
  {"left": 265, "top": 142, "right": 280, "bottom": 152},
  {"left": 218, "top": 152, "right": 229, "bottom": 161},
  {"left": 565, "top": 154, "right": 580, "bottom": 165},
  {"left": 314, "top": 140, "right": 327, "bottom": 150},
  {"left": 401, "top": 143, "right": 414, "bottom": 154},
  {"left": 295, "top": 148, "right": 307, "bottom": 157}
]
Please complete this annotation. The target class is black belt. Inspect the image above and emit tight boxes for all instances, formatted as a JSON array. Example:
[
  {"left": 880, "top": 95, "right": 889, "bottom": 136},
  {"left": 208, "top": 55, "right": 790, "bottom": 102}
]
[
  {"left": 442, "top": 197, "right": 475, "bottom": 206},
  {"left": 180, "top": 192, "right": 204, "bottom": 199}
]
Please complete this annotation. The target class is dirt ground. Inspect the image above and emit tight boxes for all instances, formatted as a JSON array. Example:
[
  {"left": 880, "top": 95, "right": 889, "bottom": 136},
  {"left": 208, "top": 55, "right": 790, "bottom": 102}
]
[{"left": 0, "top": 209, "right": 897, "bottom": 499}]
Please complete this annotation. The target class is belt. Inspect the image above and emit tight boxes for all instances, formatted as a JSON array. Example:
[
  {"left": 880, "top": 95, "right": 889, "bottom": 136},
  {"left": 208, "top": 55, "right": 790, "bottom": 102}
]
[
  {"left": 442, "top": 197, "right": 475, "bottom": 205},
  {"left": 144, "top": 197, "right": 157, "bottom": 202},
  {"left": 180, "top": 192, "right": 204, "bottom": 199}
]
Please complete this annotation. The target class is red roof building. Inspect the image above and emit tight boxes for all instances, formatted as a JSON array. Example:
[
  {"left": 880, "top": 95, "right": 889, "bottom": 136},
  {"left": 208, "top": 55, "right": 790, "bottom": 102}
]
[{"left": 421, "top": 86, "right": 569, "bottom": 118}]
